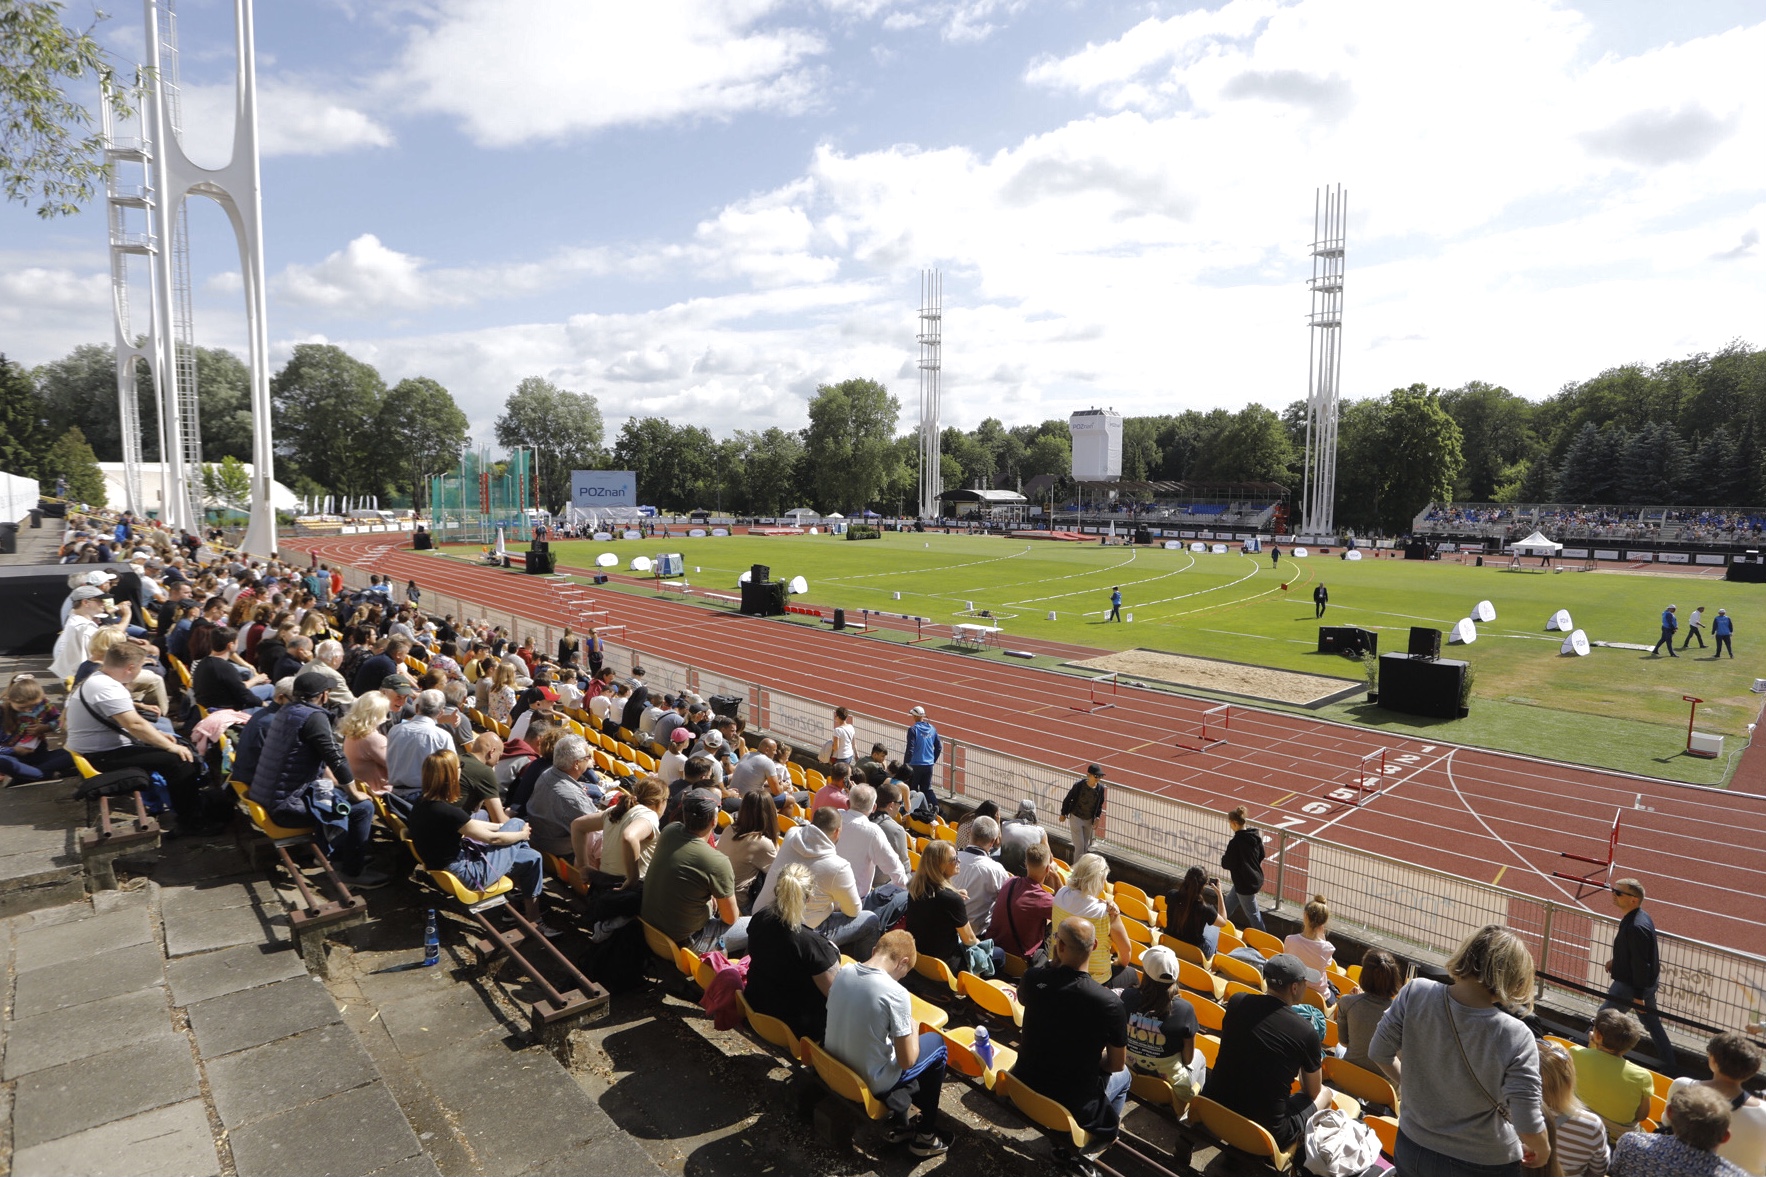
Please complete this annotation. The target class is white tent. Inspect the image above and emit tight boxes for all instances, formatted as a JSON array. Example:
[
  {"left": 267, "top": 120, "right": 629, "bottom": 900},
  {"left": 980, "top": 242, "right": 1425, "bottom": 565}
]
[
  {"left": 784, "top": 507, "right": 819, "bottom": 521},
  {"left": 823, "top": 512, "right": 845, "bottom": 520},
  {"left": 1511, "top": 530, "right": 1562, "bottom": 555}
]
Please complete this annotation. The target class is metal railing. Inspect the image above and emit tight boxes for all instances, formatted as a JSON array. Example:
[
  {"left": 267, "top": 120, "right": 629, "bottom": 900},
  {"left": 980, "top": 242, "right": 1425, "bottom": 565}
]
[{"left": 333, "top": 558, "right": 1766, "bottom": 1047}]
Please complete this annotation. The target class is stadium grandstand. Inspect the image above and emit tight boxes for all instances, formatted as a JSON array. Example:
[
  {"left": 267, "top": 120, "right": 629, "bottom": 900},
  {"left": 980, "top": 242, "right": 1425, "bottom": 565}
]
[
  {"left": 1056, "top": 480, "right": 1289, "bottom": 532},
  {"left": 1417, "top": 501, "right": 1766, "bottom": 549}
]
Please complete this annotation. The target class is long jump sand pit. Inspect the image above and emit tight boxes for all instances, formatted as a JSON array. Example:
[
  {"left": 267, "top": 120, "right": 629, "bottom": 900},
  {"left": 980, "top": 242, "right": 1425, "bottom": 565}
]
[{"left": 1069, "top": 649, "right": 1363, "bottom": 708}]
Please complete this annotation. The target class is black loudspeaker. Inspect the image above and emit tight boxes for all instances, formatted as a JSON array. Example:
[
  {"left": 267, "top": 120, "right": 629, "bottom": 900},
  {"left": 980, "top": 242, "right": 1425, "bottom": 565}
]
[
  {"left": 530, "top": 539, "right": 549, "bottom": 554},
  {"left": 709, "top": 694, "right": 743, "bottom": 720},
  {"left": 740, "top": 581, "right": 786, "bottom": 616},
  {"left": 1378, "top": 653, "right": 1465, "bottom": 718},
  {"left": 592, "top": 574, "right": 608, "bottom": 585},
  {"left": 1134, "top": 527, "right": 1152, "bottom": 545},
  {"left": 1408, "top": 626, "right": 1442, "bottom": 659},
  {"left": 751, "top": 564, "right": 771, "bottom": 584},
  {"left": 1318, "top": 626, "right": 1377, "bottom": 656},
  {"left": 832, "top": 608, "right": 847, "bottom": 631},
  {"left": 524, "top": 551, "right": 556, "bottom": 575},
  {"left": 412, "top": 530, "right": 433, "bottom": 550}
]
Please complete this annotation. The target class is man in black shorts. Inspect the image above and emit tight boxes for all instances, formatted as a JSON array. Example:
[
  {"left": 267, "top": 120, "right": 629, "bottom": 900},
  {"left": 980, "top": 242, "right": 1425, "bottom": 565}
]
[{"left": 1202, "top": 953, "right": 1332, "bottom": 1155}]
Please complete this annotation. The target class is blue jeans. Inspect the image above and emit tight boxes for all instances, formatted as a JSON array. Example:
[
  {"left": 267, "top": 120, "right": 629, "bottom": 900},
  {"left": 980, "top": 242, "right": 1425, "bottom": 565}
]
[
  {"left": 0, "top": 747, "right": 75, "bottom": 783},
  {"left": 817, "top": 909, "right": 882, "bottom": 960},
  {"left": 1395, "top": 1130, "right": 1521, "bottom": 1177},
  {"left": 1225, "top": 889, "right": 1266, "bottom": 932},
  {"left": 271, "top": 792, "right": 373, "bottom": 875},
  {"left": 864, "top": 883, "right": 909, "bottom": 929},
  {"left": 907, "top": 764, "right": 937, "bottom": 816},
  {"left": 448, "top": 819, "right": 543, "bottom": 899},
  {"left": 1200, "top": 922, "right": 1220, "bottom": 960},
  {"left": 1104, "top": 1065, "right": 1132, "bottom": 1121},
  {"left": 882, "top": 1033, "right": 948, "bottom": 1133},
  {"left": 1601, "top": 980, "right": 1677, "bottom": 1073}
]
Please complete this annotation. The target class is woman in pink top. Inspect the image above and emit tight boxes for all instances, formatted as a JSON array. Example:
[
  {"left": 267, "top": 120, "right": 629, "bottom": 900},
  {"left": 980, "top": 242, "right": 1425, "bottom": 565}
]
[
  {"left": 1283, "top": 894, "right": 1358, "bottom": 1004},
  {"left": 339, "top": 693, "right": 391, "bottom": 794}
]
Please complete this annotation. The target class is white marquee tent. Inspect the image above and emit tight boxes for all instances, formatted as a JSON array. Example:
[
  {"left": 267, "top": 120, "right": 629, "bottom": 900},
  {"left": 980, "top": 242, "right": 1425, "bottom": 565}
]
[{"left": 1510, "top": 530, "right": 1563, "bottom": 556}]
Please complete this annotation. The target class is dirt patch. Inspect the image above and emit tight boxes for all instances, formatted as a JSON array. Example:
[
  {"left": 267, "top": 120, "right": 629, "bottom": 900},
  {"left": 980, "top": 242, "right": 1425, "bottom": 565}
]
[{"left": 1069, "top": 648, "right": 1362, "bottom": 707}]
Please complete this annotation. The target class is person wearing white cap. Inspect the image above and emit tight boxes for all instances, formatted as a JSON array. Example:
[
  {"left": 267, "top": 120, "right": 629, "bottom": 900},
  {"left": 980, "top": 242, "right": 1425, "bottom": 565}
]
[
  {"left": 60, "top": 568, "right": 116, "bottom": 624},
  {"left": 1652, "top": 604, "right": 1679, "bottom": 658},
  {"left": 902, "top": 706, "right": 941, "bottom": 817},
  {"left": 1122, "top": 945, "right": 1202, "bottom": 1100},
  {"left": 50, "top": 586, "right": 113, "bottom": 680}
]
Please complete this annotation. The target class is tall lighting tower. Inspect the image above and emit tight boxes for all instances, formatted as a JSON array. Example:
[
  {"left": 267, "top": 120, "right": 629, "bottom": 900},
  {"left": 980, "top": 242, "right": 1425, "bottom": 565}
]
[
  {"left": 1300, "top": 185, "right": 1346, "bottom": 540},
  {"left": 104, "top": 0, "right": 276, "bottom": 552},
  {"left": 917, "top": 269, "right": 943, "bottom": 519}
]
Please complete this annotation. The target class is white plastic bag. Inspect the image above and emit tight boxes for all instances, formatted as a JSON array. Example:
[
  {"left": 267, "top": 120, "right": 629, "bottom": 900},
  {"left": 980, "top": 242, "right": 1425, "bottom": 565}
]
[{"left": 1303, "top": 1107, "right": 1380, "bottom": 1177}]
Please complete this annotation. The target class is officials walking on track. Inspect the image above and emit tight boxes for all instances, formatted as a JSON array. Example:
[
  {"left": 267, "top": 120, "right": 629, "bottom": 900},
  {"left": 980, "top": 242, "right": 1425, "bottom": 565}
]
[
  {"left": 1313, "top": 583, "right": 1328, "bottom": 619},
  {"left": 1652, "top": 605, "right": 1679, "bottom": 657},
  {"left": 903, "top": 705, "right": 942, "bottom": 817},
  {"left": 1601, "top": 878, "right": 1679, "bottom": 1074},
  {"left": 1714, "top": 608, "right": 1735, "bottom": 658},
  {"left": 1108, "top": 587, "right": 1122, "bottom": 623},
  {"left": 1060, "top": 764, "right": 1107, "bottom": 857}
]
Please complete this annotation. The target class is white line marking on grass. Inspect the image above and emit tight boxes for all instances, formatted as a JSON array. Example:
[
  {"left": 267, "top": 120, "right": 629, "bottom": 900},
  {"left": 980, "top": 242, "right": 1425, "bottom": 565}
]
[
  {"left": 1008, "top": 552, "right": 1203, "bottom": 609},
  {"left": 1106, "top": 555, "right": 1271, "bottom": 620},
  {"left": 821, "top": 545, "right": 1035, "bottom": 583}
]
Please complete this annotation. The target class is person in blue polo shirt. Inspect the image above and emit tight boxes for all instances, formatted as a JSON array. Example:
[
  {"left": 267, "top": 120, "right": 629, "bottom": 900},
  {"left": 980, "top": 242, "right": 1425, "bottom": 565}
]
[{"left": 1651, "top": 605, "right": 1679, "bottom": 658}]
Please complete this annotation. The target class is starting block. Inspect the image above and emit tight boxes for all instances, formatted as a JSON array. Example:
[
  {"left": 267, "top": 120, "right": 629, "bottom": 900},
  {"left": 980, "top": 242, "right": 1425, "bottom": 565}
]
[
  {"left": 1069, "top": 672, "right": 1119, "bottom": 714},
  {"left": 1174, "top": 703, "right": 1230, "bottom": 753},
  {"left": 1552, "top": 808, "right": 1622, "bottom": 898}
]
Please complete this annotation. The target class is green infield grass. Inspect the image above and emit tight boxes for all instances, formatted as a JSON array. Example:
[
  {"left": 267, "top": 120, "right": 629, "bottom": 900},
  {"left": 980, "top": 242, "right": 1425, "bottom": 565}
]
[{"left": 450, "top": 532, "right": 1766, "bottom": 785}]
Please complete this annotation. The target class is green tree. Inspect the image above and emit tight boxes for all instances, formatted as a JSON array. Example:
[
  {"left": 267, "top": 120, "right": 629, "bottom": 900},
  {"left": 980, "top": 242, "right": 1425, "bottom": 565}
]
[
  {"left": 270, "top": 343, "right": 387, "bottom": 498},
  {"left": 1022, "top": 430, "right": 1071, "bottom": 480},
  {"left": 1, "top": 0, "right": 136, "bottom": 217},
  {"left": 804, "top": 378, "right": 899, "bottom": 512},
  {"left": 200, "top": 454, "right": 251, "bottom": 514},
  {"left": 1120, "top": 416, "right": 1162, "bottom": 481},
  {"left": 33, "top": 342, "right": 155, "bottom": 461},
  {"left": 0, "top": 352, "right": 47, "bottom": 476},
  {"left": 42, "top": 424, "right": 104, "bottom": 505},
  {"left": 611, "top": 416, "right": 681, "bottom": 510},
  {"left": 375, "top": 376, "right": 469, "bottom": 511},
  {"left": 1376, "top": 384, "right": 1464, "bottom": 532},
  {"left": 494, "top": 377, "right": 605, "bottom": 512},
  {"left": 193, "top": 346, "right": 255, "bottom": 462},
  {"left": 735, "top": 427, "right": 806, "bottom": 516},
  {"left": 1440, "top": 381, "right": 1539, "bottom": 501},
  {"left": 1193, "top": 404, "right": 1293, "bottom": 483},
  {"left": 940, "top": 426, "right": 991, "bottom": 490}
]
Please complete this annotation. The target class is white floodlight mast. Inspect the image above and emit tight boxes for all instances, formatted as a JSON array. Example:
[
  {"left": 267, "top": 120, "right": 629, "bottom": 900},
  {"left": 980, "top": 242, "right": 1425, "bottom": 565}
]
[
  {"left": 917, "top": 269, "right": 943, "bottom": 519},
  {"left": 1301, "top": 185, "right": 1346, "bottom": 539}
]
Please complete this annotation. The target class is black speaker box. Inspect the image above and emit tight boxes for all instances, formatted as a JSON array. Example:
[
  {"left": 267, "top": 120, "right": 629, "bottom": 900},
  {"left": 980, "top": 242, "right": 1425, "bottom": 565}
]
[
  {"left": 1378, "top": 653, "right": 1465, "bottom": 718},
  {"left": 1318, "top": 626, "right": 1377, "bottom": 656},
  {"left": 524, "top": 551, "right": 556, "bottom": 575},
  {"left": 530, "top": 539, "right": 550, "bottom": 554},
  {"left": 708, "top": 694, "right": 743, "bottom": 720},
  {"left": 1408, "top": 626, "right": 1442, "bottom": 659},
  {"left": 751, "top": 564, "right": 771, "bottom": 584},
  {"left": 832, "top": 608, "right": 847, "bottom": 631},
  {"left": 412, "top": 531, "right": 433, "bottom": 550},
  {"left": 592, "top": 574, "right": 608, "bottom": 585},
  {"left": 740, "top": 581, "right": 786, "bottom": 616}
]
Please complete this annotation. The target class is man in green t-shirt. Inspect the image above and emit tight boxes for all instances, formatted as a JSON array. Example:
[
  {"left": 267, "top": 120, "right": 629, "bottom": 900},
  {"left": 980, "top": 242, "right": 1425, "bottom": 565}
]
[{"left": 640, "top": 792, "right": 737, "bottom": 953}]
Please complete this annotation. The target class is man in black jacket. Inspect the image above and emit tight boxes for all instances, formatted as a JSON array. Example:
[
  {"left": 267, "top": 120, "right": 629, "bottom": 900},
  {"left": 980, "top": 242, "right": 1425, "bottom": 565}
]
[{"left": 1601, "top": 877, "right": 1677, "bottom": 1073}]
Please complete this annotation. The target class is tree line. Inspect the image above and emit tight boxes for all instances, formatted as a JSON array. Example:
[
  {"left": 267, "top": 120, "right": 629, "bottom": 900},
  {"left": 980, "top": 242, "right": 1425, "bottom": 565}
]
[{"left": 6, "top": 336, "right": 1763, "bottom": 530}]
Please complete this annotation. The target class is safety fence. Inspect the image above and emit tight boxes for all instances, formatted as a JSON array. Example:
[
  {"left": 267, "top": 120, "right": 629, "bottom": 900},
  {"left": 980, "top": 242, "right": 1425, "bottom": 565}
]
[{"left": 332, "top": 557, "right": 1766, "bottom": 1047}]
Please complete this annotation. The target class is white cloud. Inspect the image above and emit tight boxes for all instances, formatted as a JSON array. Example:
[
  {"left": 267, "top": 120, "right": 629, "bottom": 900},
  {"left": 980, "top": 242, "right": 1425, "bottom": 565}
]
[
  {"left": 175, "top": 78, "right": 394, "bottom": 168},
  {"left": 393, "top": 0, "right": 827, "bottom": 147},
  {"left": 276, "top": 234, "right": 623, "bottom": 312}
]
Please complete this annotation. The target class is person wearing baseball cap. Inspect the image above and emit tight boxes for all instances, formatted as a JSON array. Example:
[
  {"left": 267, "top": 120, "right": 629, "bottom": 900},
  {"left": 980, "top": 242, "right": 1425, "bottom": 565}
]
[
  {"left": 903, "top": 706, "right": 942, "bottom": 818},
  {"left": 658, "top": 724, "right": 693, "bottom": 786},
  {"left": 1203, "top": 953, "right": 1331, "bottom": 1156},
  {"left": 1060, "top": 764, "right": 1107, "bottom": 857},
  {"left": 508, "top": 685, "right": 558, "bottom": 744},
  {"left": 51, "top": 585, "right": 113, "bottom": 680},
  {"left": 640, "top": 789, "right": 738, "bottom": 954},
  {"left": 1123, "top": 945, "right": 1201, "bottom": 1100}
]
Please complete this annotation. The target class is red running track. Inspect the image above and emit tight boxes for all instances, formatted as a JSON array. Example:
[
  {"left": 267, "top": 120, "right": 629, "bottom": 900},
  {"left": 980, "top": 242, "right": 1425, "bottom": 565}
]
[{"left": 303, "top": 536, "right": 1766, "bottom": 955}]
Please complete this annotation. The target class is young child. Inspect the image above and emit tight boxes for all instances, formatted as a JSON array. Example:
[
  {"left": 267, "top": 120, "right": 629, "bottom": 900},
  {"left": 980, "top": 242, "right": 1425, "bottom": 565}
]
[{"left": 0, "top": 675, "right": 75, "bottom": 784}]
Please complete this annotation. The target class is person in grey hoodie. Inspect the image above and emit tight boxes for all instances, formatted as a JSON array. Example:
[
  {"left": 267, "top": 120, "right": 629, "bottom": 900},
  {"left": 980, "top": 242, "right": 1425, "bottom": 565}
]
[{"left": 725, "top": 808, "right": 880, "bottom": 959}]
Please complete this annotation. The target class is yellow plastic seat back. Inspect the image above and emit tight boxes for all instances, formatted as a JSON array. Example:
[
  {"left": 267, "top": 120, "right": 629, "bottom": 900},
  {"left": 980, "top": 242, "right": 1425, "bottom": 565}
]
[
  {"left": 1213, "top": 951, "right": 1266, "bottom": 990},
  {"left": 803, "top": 1040, "right": 888, "bottom": 1120},
  {"left": 71, "top": 753, "right": 99, "bottom": 779},
  {"left": 959, "top": 971, "right": 1024, "bottom": 1025},
  {"left": 245, "top": 796, "right": 315, "bottom": 841},
  {"left": 1324, "top": 1057, "right": 1398, "bottom": 1111},
  {"left": 997, "top": 1072, "right": 1090, "bottom": 1150},
  {"left": 1243, "top": 927, "right": 1283, "bottom": 957},
  {"left": 1187, "top": 1095, "right": 1294, "bottom": 1168},
  {"left": 640, "top": 919, "right": 679, "bottom": 964},
  {"left": 913, "top": 952, "right": 959, "bottom": 994},
  {"left": 429, "top": 869, "right": 513, "bottom": 906},
  {"left": 735, "top": 992, "right": 802, "bottom": 1056}
]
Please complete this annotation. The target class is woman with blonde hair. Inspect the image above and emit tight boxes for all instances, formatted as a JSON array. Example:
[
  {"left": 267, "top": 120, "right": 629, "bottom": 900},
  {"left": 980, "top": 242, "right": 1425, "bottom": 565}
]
[
  {"left": 0, "top": 674, "right": 74, "bottom": 783},
  {"left": 83, "top": 626, "right": 170, "bottom": 716},
  {"left": 1370, "top": 924, "right": 1551, "bottom": 1177},
  {"left": 1284, "top": 894, "right": 1356, "bottom": 1005},
  {"left": 1049, "top": 852, "right": 1134, "bottom": 987},
  {"left": 577, "top": 775, "right": 667, "bottom": 889},
  {"left": 1538, "top": 1039, "right": 1608, "bottom": 1177},
  {"left": 339, "top": 692, "right": 391, "bottom": 794},
  {"left": 488, "top": 661, "right": 519, "bottom": 727},
  {"left": 744, "top": 862, "right": 841, "bottom": 1040},
  {"left": 903, "top": 840, "right": 980, "bottom": 976},
  {"left": 407, "top": 748, "right": 555, "bottom": 937}
]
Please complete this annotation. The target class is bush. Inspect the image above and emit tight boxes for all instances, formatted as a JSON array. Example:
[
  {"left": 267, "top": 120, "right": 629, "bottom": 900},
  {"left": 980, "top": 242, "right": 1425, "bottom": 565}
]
[{"left": 846, "top": 525, "right": 881, "bottom": 540}]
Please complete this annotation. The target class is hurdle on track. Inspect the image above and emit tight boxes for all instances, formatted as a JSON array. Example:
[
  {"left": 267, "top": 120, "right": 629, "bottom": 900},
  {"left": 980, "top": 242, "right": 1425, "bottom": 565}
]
[
  {"left": 1354, "top": 747, "right": 1389, "bottom": 806},
  {"left": 1553, "top": 807, "right": 1622, "bottom": 897},
  {"left": 1173, "top": 703, "right": 1231, "bottom": 753},
  {"left": 1069, "top": 672, "right": 1119, "bottom": 714}
]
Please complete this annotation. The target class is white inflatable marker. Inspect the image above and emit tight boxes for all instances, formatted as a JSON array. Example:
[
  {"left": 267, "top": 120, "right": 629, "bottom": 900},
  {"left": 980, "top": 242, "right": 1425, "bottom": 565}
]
[
  {"left": 1562, "top": 629, "right": 1590, "bottom": 656},
  {"left": 595, "top": 553, "right": 617, "bottom": 568},
  {"left": 1473, "top": 600, "right": 1496, "bottom": 623},
  {"left": 1450, "top": 617, "right": 1477, "bottom": 644},
  {"left": 1546, "top": 609, "right": 1572, "bottom": 632}
]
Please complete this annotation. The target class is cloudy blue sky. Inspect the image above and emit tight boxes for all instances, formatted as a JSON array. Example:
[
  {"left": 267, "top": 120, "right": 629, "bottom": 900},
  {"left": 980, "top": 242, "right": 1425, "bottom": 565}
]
[{"left": 3, "top": 0, "right": 1763, "bottom": 445}]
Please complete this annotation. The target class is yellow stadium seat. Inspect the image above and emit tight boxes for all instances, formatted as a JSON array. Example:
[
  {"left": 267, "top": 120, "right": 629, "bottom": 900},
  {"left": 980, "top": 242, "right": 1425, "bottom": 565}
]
[
  {"left": 1194, "top": 1033, "right": 1220, "bottom": 1070},
  {"left": 909, "top": 993, "right": 948, "bottom": 1032},
  {"left": 938, "top": 1026, "right": 1017, "bottom": 1090},
  {"left": 1000, "top": 952, "right": 1028, "bottom": 979},
  {"left": 934, "top": 824, "right": 957, "bottom": 845},
  {"left": 1179, "top": 990, "right": 1227, "bottom": 1034},
  {"left": 1163, "top": 935, "right": 1210, "bottom": 970},
  {"left": 1223, "top": 979, "right": 1263, "bottom": 1003},
  {"left": 1114, "top": 892, "right": 1153, "bottom": 924},
  {"left": 640, "top": 919, "right": 679, "bottom": 966},
  {"left": 735, "top": 992, "right": 803, "bottom": 1059},
  {"left": 959, "top": 970, "right": 1025, "bottom": 1026},
  {"left": 1187, "top": 1095, "right": 1298, "bottom": 1172},
  {"left": 1121, "top": 914, "right": 1153, "bottom": 947},
  {"left": 1216, "top": 930, "right": 1247, "bottom": 956},
  {"left": 242, "top": 795, "right": 315, "bottom": 841},
  {"left": 1177, "top": 957, "right": 1225, "bottom": 1002},
  {"left": 996, "top": 1072, "right": 1092, "bottom": 1151},
  {"left": 1242, "top": 927, "right": 1283, "bottom": 958},
  {"left": 1113, "top": 880, "right": 1151, "bottom": 907},
  {"left": 803, "top": 1039, "right": 888, "bottom": 1120},
  {"left": 71, "top": 752, "right": 99, "bottom": 779},
  {"left": 913, "top": 952, "right": 960, "bottom": 995},
  {"left": 1324, "top": 1057, "right": 1397, "bottom": 1111},
  {"left": 428, "top": 869, "right": 514, "bottom": 907},
  {"left": 542, "top": 851, "right": 588, "bottom": 895},
  {"left": 1212, "top": 951, "right": 1265, "bottom": 991},
  {"left": 1368, "top": 1114, "right": 1398, "bottom": 1160},
  {"left": 1130, "top": 1071, "right": 1189, "bottom": 1116}
]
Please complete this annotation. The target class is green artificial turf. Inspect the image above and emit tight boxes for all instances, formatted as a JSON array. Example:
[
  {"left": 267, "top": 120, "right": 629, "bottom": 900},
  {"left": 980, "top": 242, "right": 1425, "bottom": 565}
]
[{"left": 458, "top": 532, "right": 1766, "bottom": 785}]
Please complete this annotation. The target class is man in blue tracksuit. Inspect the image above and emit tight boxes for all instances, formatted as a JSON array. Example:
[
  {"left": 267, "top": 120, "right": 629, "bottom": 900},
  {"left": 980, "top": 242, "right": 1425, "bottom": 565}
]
[
  {"left": 1651, "top": 604, "right": 1679, "bottom": 657},
  {"left": 1108, "top": 587, "right": 1122, "bottom": 622},
  {"left": 1713, "top": 608, "right": 1734, "bottom": 658},
  {"left": 904, "top": 706, "right": 942, "bottom": 817}
]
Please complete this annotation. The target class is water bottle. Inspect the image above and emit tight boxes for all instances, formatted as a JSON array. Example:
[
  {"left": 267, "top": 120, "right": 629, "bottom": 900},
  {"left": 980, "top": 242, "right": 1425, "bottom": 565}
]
[
  {"left": 973, "top": 1024, "right": 993, "bottom": 1067},
  {"left": 423, "top": 908, "right": 439, "bottom": 966}
]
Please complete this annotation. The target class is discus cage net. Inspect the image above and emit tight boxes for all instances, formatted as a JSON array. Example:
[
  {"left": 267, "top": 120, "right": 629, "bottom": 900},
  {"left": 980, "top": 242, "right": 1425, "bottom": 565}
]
[{"left": 426, "top": 447, "right": 538, "bottom": 546}]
